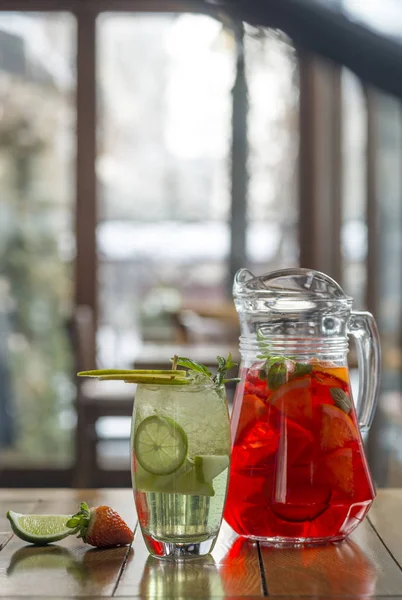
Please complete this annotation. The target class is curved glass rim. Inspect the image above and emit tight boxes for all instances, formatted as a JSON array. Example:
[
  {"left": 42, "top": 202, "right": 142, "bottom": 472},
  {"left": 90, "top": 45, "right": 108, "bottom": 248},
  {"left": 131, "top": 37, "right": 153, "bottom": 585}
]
[
  {"left": 136, "top": 381, "right": 224, "bottom": 392},
  {"left": 233, "top": 267, "right": 353, "bottom": 303}
]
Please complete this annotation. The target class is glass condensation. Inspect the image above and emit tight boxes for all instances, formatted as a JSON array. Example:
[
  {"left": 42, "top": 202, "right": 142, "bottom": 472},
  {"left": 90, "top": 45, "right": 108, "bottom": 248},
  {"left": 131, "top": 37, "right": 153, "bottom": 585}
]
[{"left": 131, "top": 383, "right": 231, "bottom": 558}]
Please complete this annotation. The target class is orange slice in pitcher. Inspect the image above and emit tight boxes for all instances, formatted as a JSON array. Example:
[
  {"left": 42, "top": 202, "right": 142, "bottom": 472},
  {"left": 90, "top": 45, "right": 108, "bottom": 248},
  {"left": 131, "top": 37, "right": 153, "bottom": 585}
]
[
  {"left": 312, "top": 361, "right": 350, "bottom": 385},
  {"left": 270, "top": 377, "right": 313, "bottom": 423},
  {"left": 320, "top": 447, "right": 354, "bottom": 495},
  {"left": 320, "top": 404, "right": 358, "bottom": 451}
]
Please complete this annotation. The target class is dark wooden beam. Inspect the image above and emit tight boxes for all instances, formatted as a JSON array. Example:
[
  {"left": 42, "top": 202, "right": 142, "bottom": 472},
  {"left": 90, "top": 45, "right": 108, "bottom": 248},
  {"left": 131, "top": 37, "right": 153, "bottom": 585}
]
[
  {"left": 219, "top": 0, "right": 402, "bottom": 101},
  {"left": 298, "top": 52, "right": 343, "bottom": 278},
  {"left": 0, "top": 0, "right": 218, "bottom": 14},
  {"left": 298, "top": 52, "right": 320, "bottom": 270},
  {"left": 75, "top": 11, "right": 97, "bottom": 337},
  {"left": 228, "top": 22, "right": 248, "bottom": 292},
  {"left": 365, "top": 87, "right": 379, "bottom": 317},
  {"left": 329, "top": 63, "right": 343, "bottom": 285}
]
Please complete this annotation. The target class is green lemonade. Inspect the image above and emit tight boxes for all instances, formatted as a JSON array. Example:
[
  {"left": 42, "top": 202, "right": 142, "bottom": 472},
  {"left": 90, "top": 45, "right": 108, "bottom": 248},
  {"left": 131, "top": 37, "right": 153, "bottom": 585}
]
[{"left": 132, "top": 382, "right": 231, "bottom": 555}]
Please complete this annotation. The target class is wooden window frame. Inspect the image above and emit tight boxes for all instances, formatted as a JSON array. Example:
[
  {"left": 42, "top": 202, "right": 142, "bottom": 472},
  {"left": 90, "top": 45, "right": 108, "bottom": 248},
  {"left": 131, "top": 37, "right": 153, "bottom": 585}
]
[
  {"left": 0, "top": 0, "right": 247, "bottom": 484},
  {"left": 1, "top": 0, "right": 242, "bottom": 356},
  {"left": 1, "top": 0, "right": 364, "bottom": 484},
  {"left": 298, "top": 51, "right": 342, "bottom": 282}
]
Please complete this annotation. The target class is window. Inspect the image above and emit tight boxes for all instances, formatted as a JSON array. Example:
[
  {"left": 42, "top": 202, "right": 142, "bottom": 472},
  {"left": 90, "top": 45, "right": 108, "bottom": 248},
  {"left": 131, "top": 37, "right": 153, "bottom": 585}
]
[
  {"left": 1, "top": 1, "right": 400, "bottom": 487},
  {"left": 341, "top": 70, "right": 367, "bottom": 309},
  {"left": 0, "top": 13, "right": 75, "bottom": 466},
  {"left": 376, "top": 93, "right": 402, "bottom": 378},
  {"left": 245, "top": 29, "right": 299, "bottom": 273},
  {"left": 96, "top": 13, "right": 235, "bottom": 362}
]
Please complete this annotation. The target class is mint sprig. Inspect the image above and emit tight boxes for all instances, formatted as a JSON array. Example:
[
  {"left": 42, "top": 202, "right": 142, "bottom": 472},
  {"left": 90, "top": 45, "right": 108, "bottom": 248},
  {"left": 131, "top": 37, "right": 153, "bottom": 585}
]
[
  {"left": 257, "top": 330, "right": 312, "bottom": 389},
  {"left": 214, "top": 354, "right": 240, "bottom": 387},
  {"left": 174, "top": 357, "right": 212, "bottom": 378},
  {"left": 171, "top": 354, "right": 239, "bottom": 388}
]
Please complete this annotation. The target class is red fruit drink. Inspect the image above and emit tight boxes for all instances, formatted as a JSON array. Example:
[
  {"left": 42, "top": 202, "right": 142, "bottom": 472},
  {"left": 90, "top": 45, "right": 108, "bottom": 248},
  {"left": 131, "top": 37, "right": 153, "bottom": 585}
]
[{"left": 224, "top": 360, "right": 375, "bottom": 543}]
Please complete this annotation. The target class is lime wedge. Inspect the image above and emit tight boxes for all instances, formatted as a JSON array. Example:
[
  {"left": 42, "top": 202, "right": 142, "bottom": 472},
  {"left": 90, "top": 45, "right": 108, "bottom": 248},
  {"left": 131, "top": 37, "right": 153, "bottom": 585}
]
[
  {"left": 134, "top": 458, "right": 193, "bottom": 492},
  {"left": 134, "top": 415, "right": 188, "bottom": 475},
  {"left": 194, "top": 455, "right": 230, "bottom": 484},
  {"left": 7, "top": 511, "right": 73, "bottom": 545},
  {"left": 174, "top": 468, "right": 215, "bottom": 497}
]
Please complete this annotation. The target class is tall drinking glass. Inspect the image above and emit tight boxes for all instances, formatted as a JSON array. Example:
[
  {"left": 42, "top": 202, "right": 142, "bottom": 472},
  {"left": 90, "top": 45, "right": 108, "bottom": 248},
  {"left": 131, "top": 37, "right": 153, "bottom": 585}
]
[{"left": 131, "top": 381, "right": 231, "bottom": 559}]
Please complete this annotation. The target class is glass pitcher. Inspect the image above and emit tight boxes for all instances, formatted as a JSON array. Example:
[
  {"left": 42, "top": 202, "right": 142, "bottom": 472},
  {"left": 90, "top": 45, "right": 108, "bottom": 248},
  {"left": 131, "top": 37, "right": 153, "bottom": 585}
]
[{"left": 224, "top": 268, "right": 381, "bottom": 545}]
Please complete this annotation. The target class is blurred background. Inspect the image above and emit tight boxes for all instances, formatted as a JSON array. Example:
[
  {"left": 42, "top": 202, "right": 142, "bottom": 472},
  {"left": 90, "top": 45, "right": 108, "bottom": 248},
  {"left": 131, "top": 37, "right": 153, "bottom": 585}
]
[{"left": 0, "top": 0, "right": 401, "bottom": 488}]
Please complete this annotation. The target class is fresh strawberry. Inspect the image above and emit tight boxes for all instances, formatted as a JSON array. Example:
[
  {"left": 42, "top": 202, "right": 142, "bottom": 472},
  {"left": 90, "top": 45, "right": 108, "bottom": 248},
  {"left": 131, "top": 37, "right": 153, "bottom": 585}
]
[{"left": 67, "top": 502, "right": 134, "bottom": 548}]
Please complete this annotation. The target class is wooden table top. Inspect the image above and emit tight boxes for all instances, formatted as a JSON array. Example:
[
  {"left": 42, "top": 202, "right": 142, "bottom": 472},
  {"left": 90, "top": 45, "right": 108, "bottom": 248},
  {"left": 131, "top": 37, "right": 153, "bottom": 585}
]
[{"left": 1, "top": 488, "right": 402, "bottom": 598}]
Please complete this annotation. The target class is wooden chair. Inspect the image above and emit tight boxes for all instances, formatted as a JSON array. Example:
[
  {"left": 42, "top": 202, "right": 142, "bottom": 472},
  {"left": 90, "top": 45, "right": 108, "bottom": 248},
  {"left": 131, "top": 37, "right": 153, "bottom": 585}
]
[{"left": 71, "top": 305, "right": 134, "bottom": 487}]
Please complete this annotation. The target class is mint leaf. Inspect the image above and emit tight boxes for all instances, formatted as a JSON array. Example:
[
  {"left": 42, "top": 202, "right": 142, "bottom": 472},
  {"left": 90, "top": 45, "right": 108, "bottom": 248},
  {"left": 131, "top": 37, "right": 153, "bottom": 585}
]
[
  {"left": 213, "top": 353, "right": 238, "bottom": 387},
  {"left": 330, "top": 388, "right": 352, "bottom": 414},
  {"left": 291, "top": 363, "right": 313, "bottom": 378},
  {"left": 173, "top": 357, "right": 212, "bottom": 378},
  {"left": 172, "top": 354, "right": 238, "bottom": 389},
  {"left": 267, "top": 361, "right": 287, "bottom": 390}
]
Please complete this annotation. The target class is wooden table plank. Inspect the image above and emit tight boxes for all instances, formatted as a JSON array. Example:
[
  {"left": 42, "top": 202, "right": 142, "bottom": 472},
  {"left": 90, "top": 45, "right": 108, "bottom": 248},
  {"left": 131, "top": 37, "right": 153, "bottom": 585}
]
[
  {"left": 1, "top": 489, "right": 402, "bottom": 598},
  {"left": 0, "top": 489, "right": 135, "bottom": 598},
  {"left": 115, "top": 520, "right": 264, "bottom": 597},
  {"left": 369, "top": 489, "right": 402, "bottom": 570},
  {"left": 213, "top": 522, "right": 266, "bottom": 598},
  {"left": 260, "top": 517, "right": 402, "bottom": 597},
  {"left": 0, "top": 534, "right": 12, "bottom": 551}
]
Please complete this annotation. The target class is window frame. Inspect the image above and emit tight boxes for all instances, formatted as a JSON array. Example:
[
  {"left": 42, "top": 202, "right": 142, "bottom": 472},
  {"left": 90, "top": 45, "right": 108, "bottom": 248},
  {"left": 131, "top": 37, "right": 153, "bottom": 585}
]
[
  {"left": 1, "top": 0, "right": 376, "bottom": 483},
  {"left": 0, "top": 0, "right": 247, "bottom": 482}
]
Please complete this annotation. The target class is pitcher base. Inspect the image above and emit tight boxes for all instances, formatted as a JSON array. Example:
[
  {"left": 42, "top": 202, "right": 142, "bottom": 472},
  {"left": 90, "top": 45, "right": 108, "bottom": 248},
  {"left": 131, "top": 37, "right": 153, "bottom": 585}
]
[{"left": 247, "top": 534, "right": 346, "bottom": 547}]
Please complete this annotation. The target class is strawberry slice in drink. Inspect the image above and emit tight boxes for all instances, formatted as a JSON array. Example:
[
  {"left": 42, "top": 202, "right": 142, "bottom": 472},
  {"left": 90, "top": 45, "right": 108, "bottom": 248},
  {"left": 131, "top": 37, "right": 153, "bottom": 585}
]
[
  {"left": 236, "top": 417, "right": 279, "bottom": 468},
  {"left": 244, "top": 371, "right": 269, "bottom": 399}
]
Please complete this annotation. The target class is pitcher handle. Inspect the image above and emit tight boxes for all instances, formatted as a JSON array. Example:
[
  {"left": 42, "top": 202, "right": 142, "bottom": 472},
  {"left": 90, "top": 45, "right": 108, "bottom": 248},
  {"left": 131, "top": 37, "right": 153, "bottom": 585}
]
[{"left": 348, "top": 311, "right": 381, "bottom": 432}]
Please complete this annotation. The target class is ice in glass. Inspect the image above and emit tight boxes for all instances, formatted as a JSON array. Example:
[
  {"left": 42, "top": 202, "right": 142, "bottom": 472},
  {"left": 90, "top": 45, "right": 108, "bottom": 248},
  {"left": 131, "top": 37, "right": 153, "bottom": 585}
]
[{"left": 132, "top": 381, "right": 231, "bottom": 558}]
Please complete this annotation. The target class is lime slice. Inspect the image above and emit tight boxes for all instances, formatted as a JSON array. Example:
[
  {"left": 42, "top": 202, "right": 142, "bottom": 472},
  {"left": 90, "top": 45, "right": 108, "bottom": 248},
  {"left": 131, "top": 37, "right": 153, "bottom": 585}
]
[
  {"left": 194, "top": 455, "right": 230, "bottom": 483},
  {"left": 7, "top": 511, "right": 73, "bottom": 545},
  {"left": 134, "top": 415, "right": 188, "bottom": 475}
]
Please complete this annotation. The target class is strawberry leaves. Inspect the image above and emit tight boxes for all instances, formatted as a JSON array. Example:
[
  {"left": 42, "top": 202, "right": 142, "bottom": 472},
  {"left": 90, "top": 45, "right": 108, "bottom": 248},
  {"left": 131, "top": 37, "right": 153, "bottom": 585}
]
[{"left": 66, "top": 502, "right": 91, "bottom": 539}]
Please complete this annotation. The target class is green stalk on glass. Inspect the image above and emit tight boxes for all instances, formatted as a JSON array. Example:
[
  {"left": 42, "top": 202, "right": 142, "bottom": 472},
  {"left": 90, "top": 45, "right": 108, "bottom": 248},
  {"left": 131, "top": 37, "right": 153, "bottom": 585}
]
[{"left": 78, "top": 355, "right": 238, "bottom": 559}]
